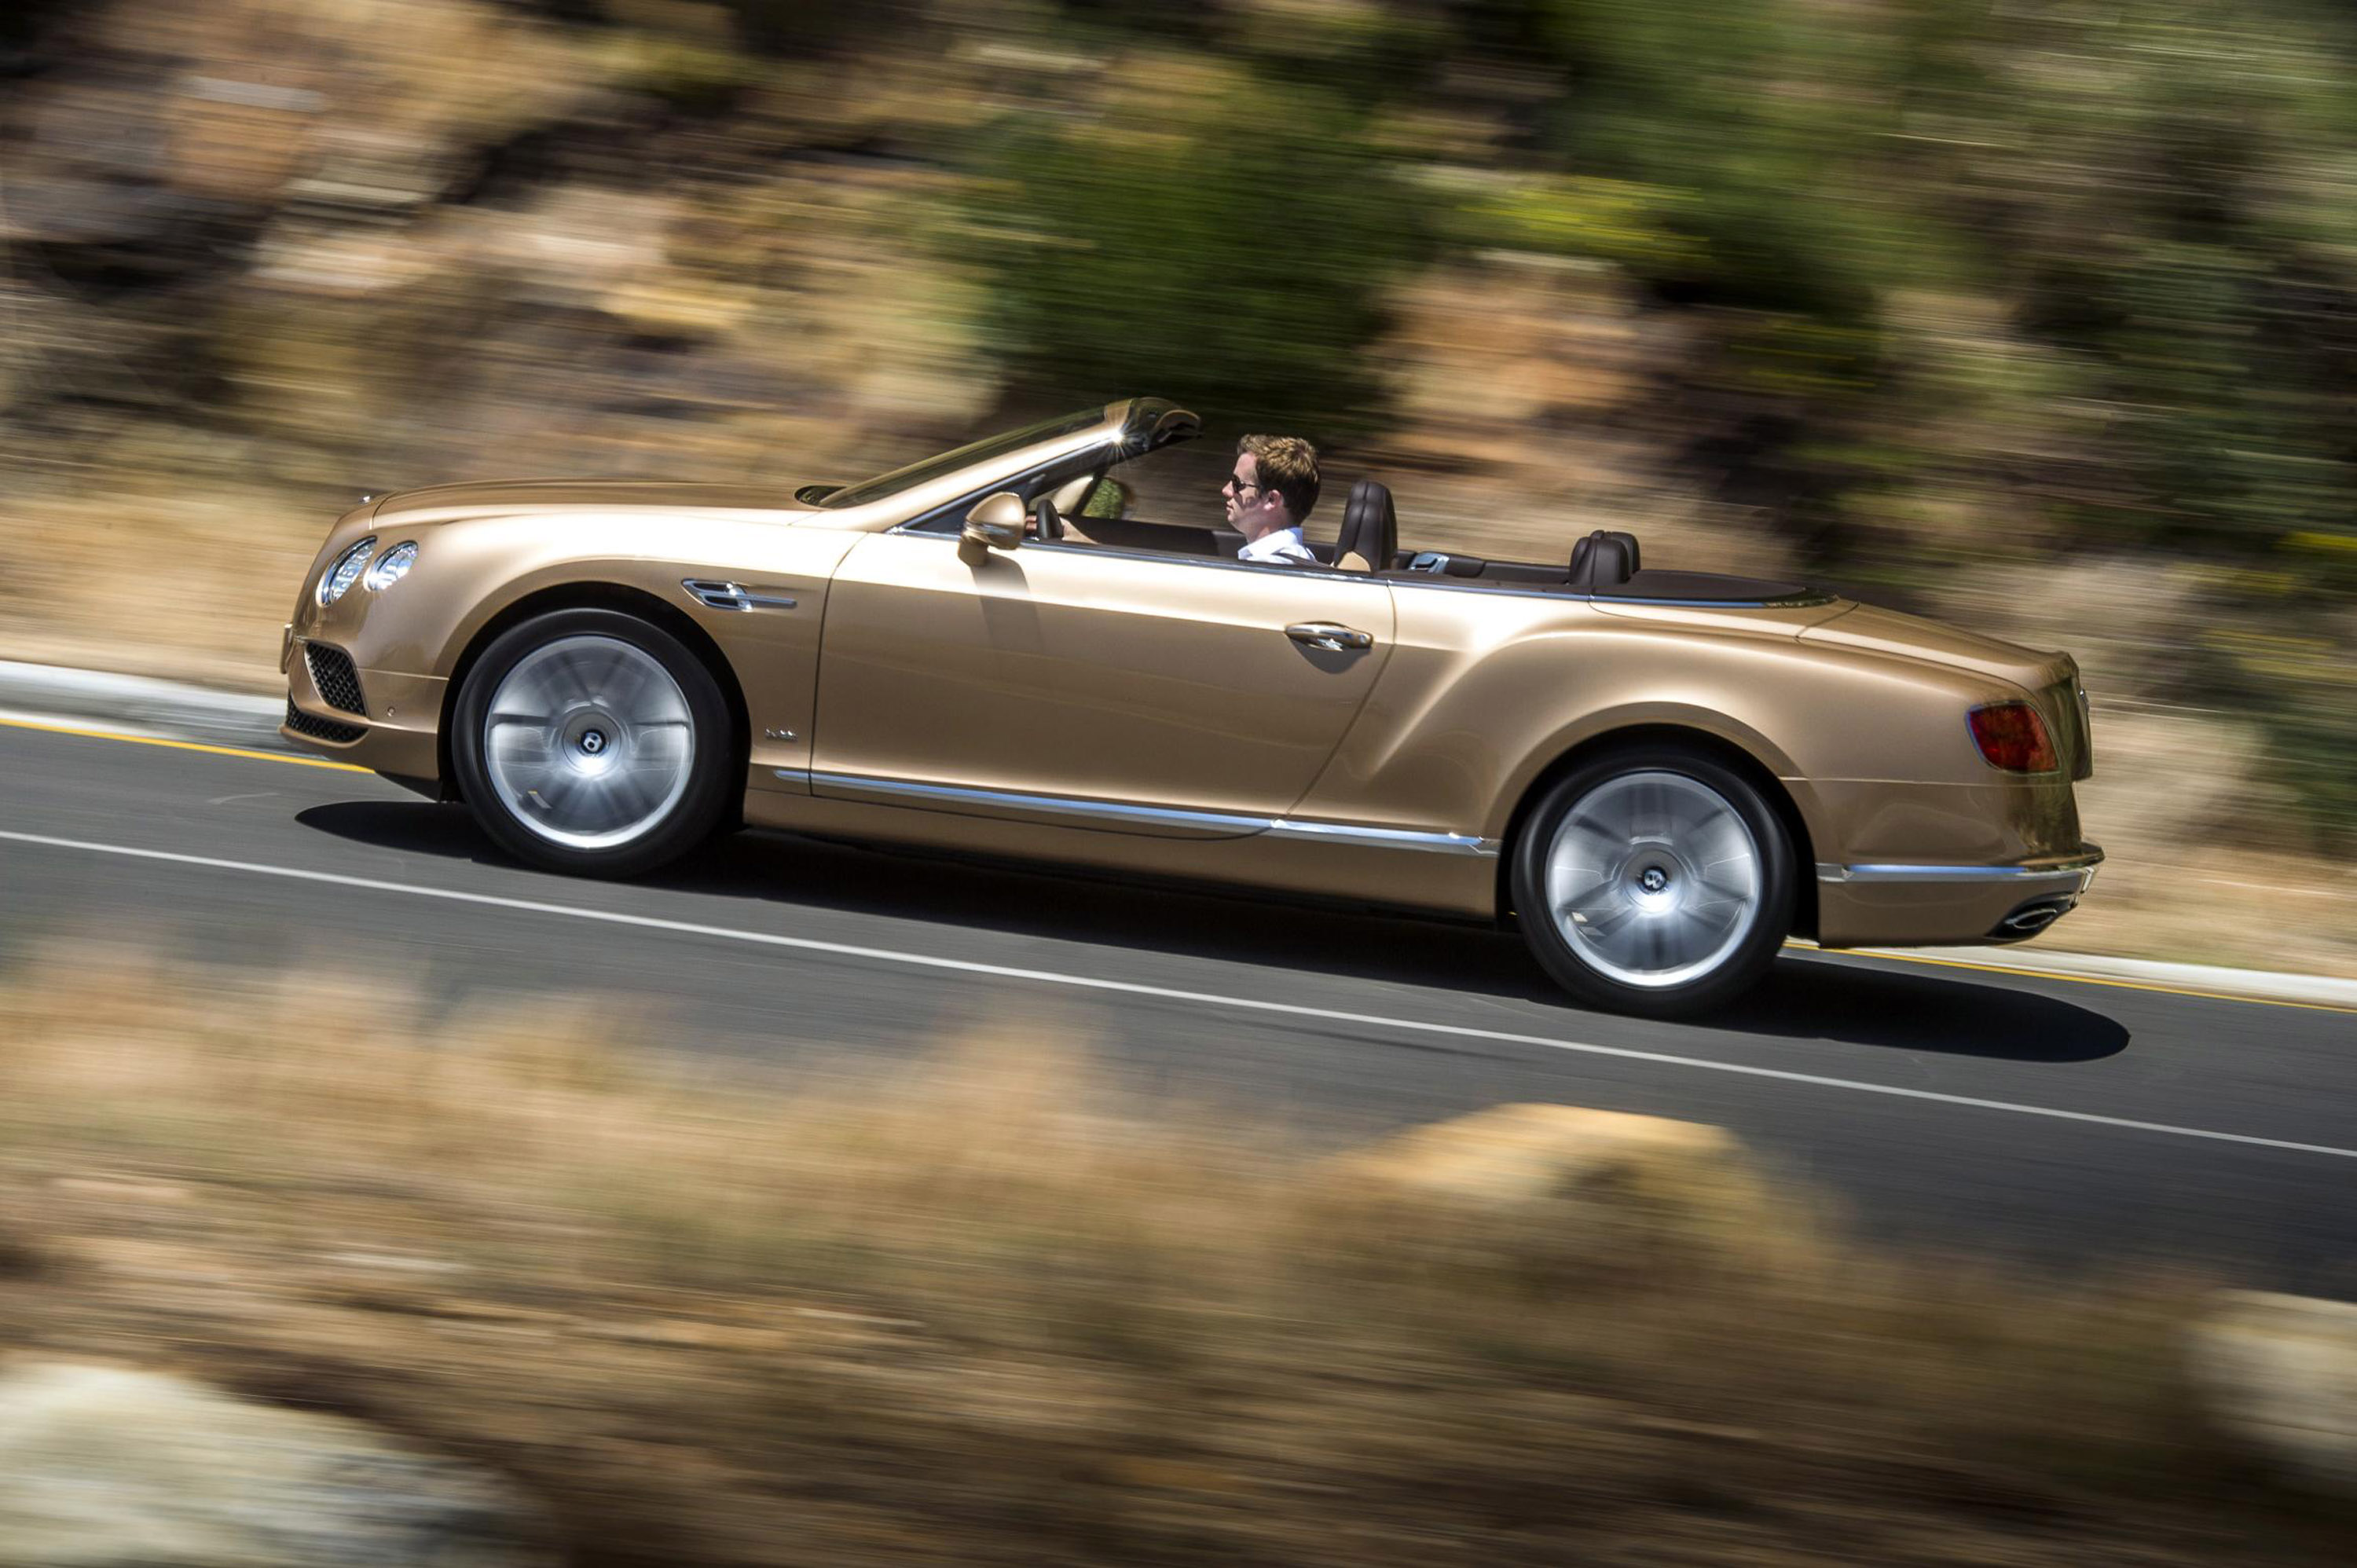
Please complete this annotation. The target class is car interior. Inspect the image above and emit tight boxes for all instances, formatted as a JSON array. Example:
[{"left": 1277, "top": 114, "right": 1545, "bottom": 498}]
[{"left": 1024, "top": 461, "right": 1813, "bottom": 604}]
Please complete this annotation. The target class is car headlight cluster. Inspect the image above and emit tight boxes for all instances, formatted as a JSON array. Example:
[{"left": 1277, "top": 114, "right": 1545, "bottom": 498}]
[
  {"left": 317, "top": 537, "right": 418, "bottom": 604},
  {"left": 365, "top": 540, "right": 419, "bottom": 591}
]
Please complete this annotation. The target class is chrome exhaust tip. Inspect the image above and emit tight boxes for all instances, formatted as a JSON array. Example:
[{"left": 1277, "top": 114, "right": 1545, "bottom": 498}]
[{"left": 1989, "top": 896, "right": 2075, "bottom": 941}]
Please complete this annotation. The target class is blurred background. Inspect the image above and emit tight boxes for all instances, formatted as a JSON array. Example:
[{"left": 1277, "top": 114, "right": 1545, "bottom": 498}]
[
  {"left": 0, "top": 0, "right": 2352, "bottom": 969},
  {"left": 6, "top": 10, "right": 2357, "bottom": 1560}
]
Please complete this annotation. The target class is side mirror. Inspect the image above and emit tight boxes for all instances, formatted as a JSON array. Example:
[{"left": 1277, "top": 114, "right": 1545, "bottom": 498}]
[{"left": 959, "top": 491, "right": 1026, "bottom": 563}]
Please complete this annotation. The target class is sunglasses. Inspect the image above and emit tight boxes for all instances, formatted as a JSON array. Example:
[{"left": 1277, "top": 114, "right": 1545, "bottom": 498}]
[{"left": 1226, "top": 472, "right": 1266, "bottom": 496}]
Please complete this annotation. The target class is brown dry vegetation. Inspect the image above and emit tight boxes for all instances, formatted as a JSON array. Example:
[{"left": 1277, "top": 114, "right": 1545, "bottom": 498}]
[{"left": 1, "top": 946, "right": 2350, "bottom": 1566}]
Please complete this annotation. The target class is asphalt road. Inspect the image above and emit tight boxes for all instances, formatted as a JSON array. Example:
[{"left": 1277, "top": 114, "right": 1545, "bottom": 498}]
[{"left": 4, "top": 717, "right": 2352, "bottom": 1291}]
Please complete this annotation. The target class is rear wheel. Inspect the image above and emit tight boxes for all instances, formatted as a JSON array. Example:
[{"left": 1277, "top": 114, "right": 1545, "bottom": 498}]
[
  {"left": 1511, "top": 746, "right": 1795, "bottom": 1017},
  {"left": 450, "top": 609, "right": 733, "bottom": 877}
]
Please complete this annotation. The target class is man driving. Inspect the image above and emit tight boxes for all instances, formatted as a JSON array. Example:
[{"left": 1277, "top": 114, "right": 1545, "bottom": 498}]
[{"left": 1225, "top": 434, "right": 1320, "bottom": 565}]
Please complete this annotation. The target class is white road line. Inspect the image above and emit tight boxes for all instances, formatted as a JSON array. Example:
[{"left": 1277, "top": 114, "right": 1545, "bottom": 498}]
[{"left": 5, "top": 825, "right": 2355, "bottom": 1163}]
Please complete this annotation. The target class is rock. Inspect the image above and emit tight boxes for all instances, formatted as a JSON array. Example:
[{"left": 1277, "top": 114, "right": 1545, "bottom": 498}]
[
  {"left": 2189, "top": 1291, "right": 2357, "bottom": 1496},
  {"left": 0, "top": 1362, "right": 552, "bottom": 1567},
  {"left": 1325, "top": 1102, "right": 1801, "bottom": 1264}
]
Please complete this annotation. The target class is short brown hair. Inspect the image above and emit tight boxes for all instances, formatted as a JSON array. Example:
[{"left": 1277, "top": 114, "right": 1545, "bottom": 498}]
[{"left": 1239, "top": 434, "right": 1320, "bottom": 522}]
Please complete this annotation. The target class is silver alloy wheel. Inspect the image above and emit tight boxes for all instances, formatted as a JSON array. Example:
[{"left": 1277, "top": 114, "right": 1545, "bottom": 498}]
[
  {"left": 482, "top": 635, "right": 696, "bottom": 850},
  {"left": 1542, "top": 769, "right": 1764, "bottom": 989}
]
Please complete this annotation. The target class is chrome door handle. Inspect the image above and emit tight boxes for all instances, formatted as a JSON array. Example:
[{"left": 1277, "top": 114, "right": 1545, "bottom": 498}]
[{"left": 1286, "top": 622, "right": 1374, "bottom": 652}]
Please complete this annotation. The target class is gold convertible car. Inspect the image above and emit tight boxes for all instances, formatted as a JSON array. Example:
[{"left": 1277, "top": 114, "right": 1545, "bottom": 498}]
[{"left": 282, "top": 397, "right": 2099, "bottom": 1015}]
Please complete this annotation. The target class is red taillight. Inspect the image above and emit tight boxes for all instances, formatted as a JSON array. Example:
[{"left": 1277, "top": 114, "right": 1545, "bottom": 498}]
[{"left": 1969, "top": 702, "right": 2058, "bottom": 772}]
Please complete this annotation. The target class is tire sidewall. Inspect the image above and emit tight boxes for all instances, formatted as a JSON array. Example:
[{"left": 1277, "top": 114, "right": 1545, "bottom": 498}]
[
  {"left": 451, "top": 609, "right": 733, "bottom": 878},
  {"left": 1511, "top": 746, "right": 1796, "bottom": 1017}
]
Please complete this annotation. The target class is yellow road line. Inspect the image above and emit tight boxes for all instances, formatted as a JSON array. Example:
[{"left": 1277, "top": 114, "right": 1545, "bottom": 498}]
[
  {"left": 1789, "top": 943, "right": 2357, "bottom": 1015},
  {"left": 2, "top": 710, "right": 2349, "bottom": 1014},
  {"left": 0, "top": 713, "right": 369, "bottom": 773}
]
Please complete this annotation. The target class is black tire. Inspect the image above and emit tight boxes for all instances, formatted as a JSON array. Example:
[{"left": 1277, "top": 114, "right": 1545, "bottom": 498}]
[
  {"left": 450, "top": 608, "right": 735, "bottom": 878},
  {"left": 1510, "top": 745, "right": 1796, "bottom": 1017}
]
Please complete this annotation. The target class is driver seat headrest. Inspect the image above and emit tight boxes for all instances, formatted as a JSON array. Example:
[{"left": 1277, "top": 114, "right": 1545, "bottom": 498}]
[
  {"left": 1568, "top": 529, "right": 1640, "bottom": 588},
  {"left": 1336, "top": 479, "right": 1396, "bottom": 573}
]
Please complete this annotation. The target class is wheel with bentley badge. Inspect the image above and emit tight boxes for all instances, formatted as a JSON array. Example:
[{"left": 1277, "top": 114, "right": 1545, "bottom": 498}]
[
  {"left": 1511, "top": 745, "right": 1797, "bottom": 1017},
  {"left": 450, "top": 608, "right": 733, "bottom": 877}
]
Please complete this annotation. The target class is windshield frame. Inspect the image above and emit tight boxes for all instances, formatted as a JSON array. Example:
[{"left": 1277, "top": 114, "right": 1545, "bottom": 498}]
[{"left": 819, "top": 407, "right": 1116, "bottom": 511}]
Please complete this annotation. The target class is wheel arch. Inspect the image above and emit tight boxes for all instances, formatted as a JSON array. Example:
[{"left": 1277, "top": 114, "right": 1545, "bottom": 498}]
[
  {"left": 435, "top": 581, "right": 751, "bottom": 816},
  {"left": 1495, "top": 723, "right": 1820, "bottom": 943}
]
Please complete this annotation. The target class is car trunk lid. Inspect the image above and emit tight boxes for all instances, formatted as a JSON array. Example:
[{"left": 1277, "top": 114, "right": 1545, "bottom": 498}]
[{"left": 1802, "top": 603, "right": 2091, "bottom": 778}]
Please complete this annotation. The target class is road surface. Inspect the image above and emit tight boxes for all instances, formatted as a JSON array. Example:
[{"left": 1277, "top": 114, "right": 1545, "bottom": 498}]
[{"left": 3, "top": 716, "right": 2352, "bottom": 1291}]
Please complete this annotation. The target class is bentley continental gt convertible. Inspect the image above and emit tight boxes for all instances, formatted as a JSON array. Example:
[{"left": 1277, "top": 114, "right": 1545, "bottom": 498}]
[{"left": 281, "top": 398, "right": 2099, "bottom": 1016}]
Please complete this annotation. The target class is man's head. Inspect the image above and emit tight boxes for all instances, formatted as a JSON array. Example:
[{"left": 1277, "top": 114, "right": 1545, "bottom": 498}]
[{"left": 1223, "top": 434, "right": 1320, "bottom": 540}]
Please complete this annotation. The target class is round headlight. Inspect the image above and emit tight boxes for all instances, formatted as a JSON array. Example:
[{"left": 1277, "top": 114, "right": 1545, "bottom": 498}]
[
  {"left": 318, "top": 537, "right": 377, "bottom": 605},
  {"left": 365, "top": 540, "right": 418, "bottom": 591}
]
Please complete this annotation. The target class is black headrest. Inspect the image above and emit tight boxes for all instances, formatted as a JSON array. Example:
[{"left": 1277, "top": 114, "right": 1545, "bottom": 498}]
[
  {"left": 1336, "top": 479, "right": 1396, "bottom": 573},
  {"left": 1568, "top": 529, "right": 1640, "bottom": 588}
]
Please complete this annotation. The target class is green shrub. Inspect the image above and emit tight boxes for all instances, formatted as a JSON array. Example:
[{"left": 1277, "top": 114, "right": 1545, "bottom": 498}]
[{"left": 961, "top": 71, "right": 1425, "bottom": 431}]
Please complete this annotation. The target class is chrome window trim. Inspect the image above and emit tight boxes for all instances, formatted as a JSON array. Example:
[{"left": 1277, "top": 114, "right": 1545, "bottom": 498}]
[
  {"left": 882, "top": 522, "right": 1383, "bottom": 585},
  {"left": 781, "top": 768, "right": 1498, "bottom": 855},
  {"left": 1036, "top": 543, "right": 1373, "bottom": 584},
  {"left": 882, "top": 527, "right": 1832, "bottom": 606},
  {"left": 1590, "top": 592, "right": 1840, "bottom": 610},
  {"left": 1816, "top": 851, "right": 2104, "bottom": 886},
  {"left": 1377, "top": 573, "right": 1835, "bottom": 609}
]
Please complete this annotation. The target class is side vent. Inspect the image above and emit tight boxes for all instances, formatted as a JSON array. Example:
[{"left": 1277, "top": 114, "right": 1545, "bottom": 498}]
[{"left": 683, "top": 580, "right": 798, "bottom": 613}]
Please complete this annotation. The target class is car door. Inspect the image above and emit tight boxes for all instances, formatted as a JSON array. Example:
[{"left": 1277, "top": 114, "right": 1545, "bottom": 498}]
[{"left": 810, "top": 530, "right": 1395, "bottom": 837}]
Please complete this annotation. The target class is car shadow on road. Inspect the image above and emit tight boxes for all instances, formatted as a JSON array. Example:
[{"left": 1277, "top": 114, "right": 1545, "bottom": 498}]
[
  {"left": 295, "top": 800, "right": 2129, "bottom": 1064},
  {"left": 1736, "top": 958, "right": 2128, "bottom": 1061}
]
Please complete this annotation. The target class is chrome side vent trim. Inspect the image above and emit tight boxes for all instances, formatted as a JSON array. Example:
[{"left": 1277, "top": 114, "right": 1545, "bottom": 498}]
[{"left": 684, "top": 580, "right": 797, "bottom": 613}]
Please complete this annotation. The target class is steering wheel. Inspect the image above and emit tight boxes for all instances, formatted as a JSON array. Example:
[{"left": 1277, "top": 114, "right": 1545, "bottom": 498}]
[{"left": 1032, "top": 495, "right": 1065, "bottom": 541}]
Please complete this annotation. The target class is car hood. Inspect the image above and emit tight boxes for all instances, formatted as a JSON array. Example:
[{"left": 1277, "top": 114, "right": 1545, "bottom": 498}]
[
  {"left": 367, "top": 478, "right": 816, "bottom": 524},
  {"left": 1799, "top": 603, "right": 2073, "bottom": 691}
]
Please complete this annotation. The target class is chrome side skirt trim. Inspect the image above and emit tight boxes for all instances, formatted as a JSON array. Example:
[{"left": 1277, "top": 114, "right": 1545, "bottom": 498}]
[
  {"left": 1817, "top": 849, "right": 2104, "bottom": 885},
  {"left": 776, "top": 768, "right": 1499, "bottom": 855}
]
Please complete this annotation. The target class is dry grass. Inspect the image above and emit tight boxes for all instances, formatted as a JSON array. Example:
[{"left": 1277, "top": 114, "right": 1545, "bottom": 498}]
[{"left": 1, "top": 947, "right": 2350, "bottom": 1565}]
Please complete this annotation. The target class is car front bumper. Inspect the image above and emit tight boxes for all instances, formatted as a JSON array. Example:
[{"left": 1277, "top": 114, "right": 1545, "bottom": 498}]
[{"left": 280, "top": 632, "right": 445, "bottom": 781}]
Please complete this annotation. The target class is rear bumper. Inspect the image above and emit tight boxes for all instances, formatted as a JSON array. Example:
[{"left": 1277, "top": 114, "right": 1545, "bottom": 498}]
[{"left": 1813, "top": 846, "right": 2102, "bottom": 949}]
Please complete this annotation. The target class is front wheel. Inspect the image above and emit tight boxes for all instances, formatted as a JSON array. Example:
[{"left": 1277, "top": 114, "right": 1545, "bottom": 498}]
[
  {"left": 450, "top": 609, "right": 734, "bottom": 878},
  {"left": 1511, "top": 747, "right": 1796, "bottom": 1017}
]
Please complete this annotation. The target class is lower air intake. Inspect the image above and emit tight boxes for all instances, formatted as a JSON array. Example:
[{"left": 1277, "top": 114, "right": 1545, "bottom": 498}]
[
  {"left": 285, "top": 700, "right": 365, "bottom": 745},
  {"left": 305, "top": 643, "right": 366, "bottom": 716}
]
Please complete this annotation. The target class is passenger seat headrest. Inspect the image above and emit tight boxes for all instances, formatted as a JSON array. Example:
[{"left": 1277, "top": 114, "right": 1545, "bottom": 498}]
[
  {"left": 1568, "top": 529, "right": 1640, "bottom": 588},
  {"left": 1336, "top": 478, "right": 1397, "bottom": 573}
]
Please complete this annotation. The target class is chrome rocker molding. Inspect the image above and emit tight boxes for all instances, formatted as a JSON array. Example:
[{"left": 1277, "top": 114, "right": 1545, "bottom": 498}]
[
  {"left": 1816, "top": 848, "right": 2104, "bottom": 887},
  {"left": 774, "top": 769, "right": 1501, "bottom": 855}
]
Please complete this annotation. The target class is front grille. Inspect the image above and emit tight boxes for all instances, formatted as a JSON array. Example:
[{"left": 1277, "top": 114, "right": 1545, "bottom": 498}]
[
  {"left": 284, "top": 700, "right": 365, "bottom": 745},
  {"left": 306, "top": 643, "right": 365, "bottom": 715}
]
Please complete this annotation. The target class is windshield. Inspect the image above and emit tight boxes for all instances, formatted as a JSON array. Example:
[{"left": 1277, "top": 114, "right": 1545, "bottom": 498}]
[{"left": 819, "top": 408, "right": 1111, "bottom": 509}]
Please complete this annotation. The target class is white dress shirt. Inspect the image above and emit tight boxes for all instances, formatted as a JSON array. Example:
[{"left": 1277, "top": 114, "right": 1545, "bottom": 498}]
[{"left": 1237, "top": 526, "right": 1316, "bottom": 566}]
